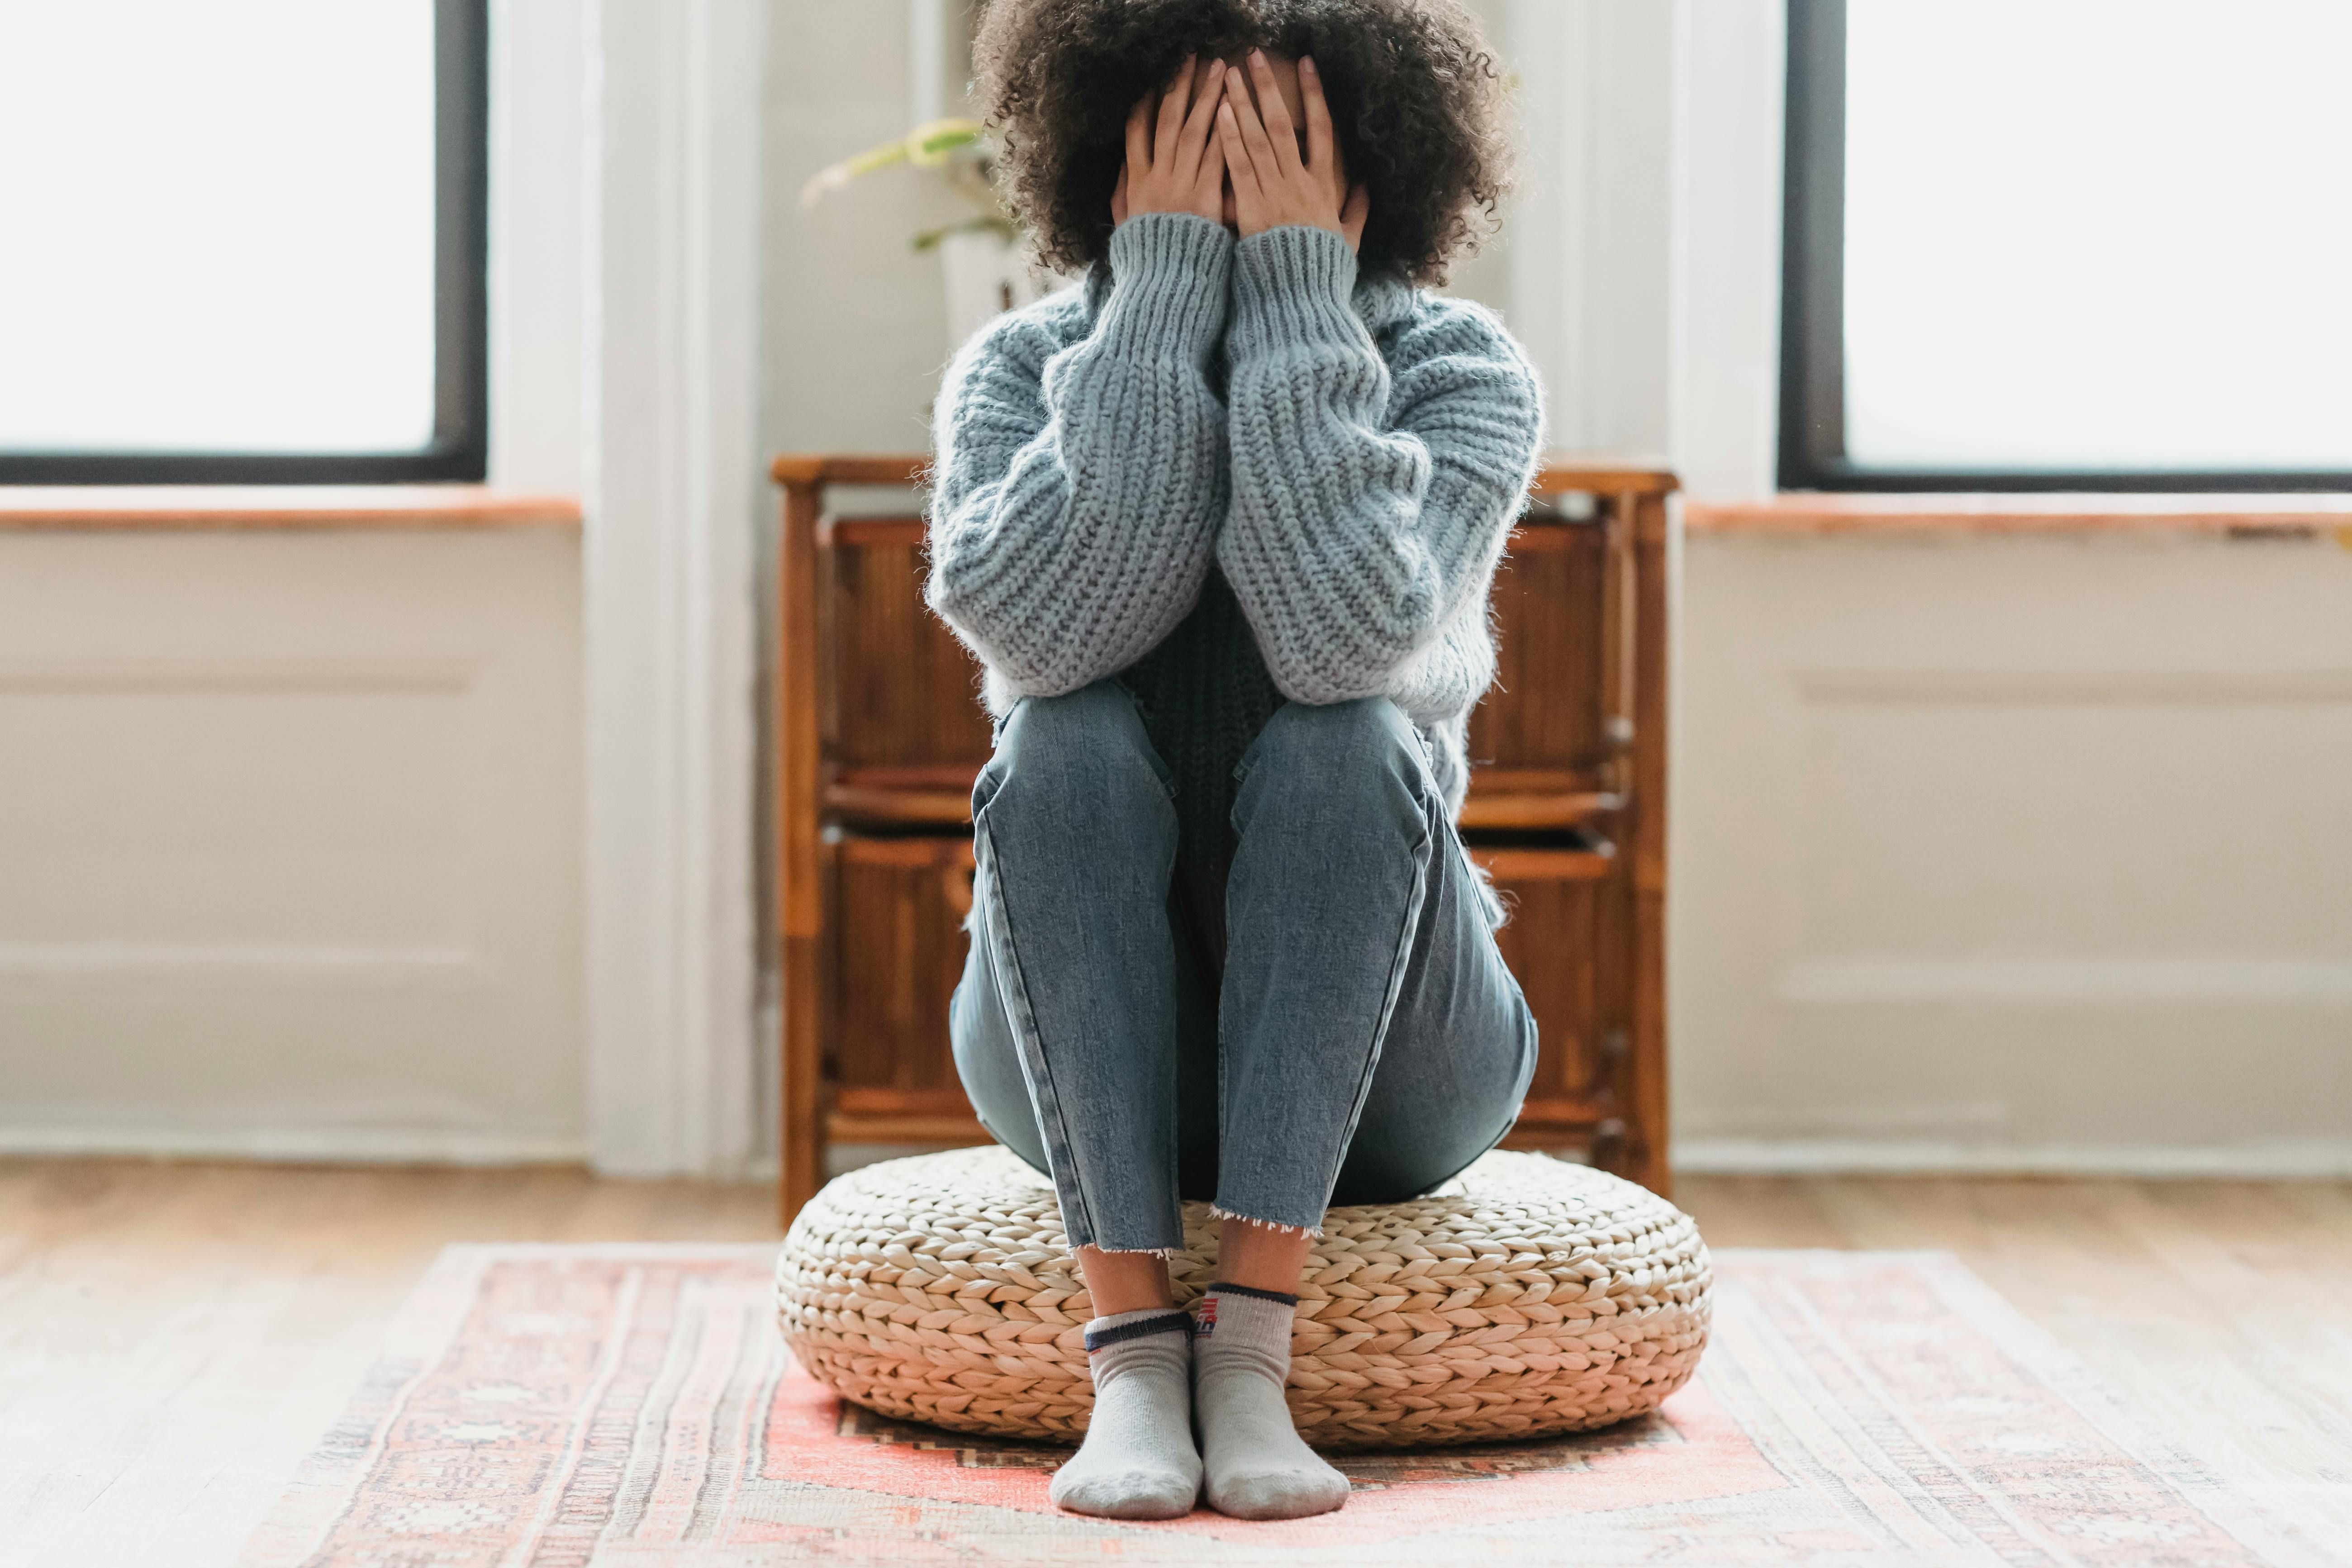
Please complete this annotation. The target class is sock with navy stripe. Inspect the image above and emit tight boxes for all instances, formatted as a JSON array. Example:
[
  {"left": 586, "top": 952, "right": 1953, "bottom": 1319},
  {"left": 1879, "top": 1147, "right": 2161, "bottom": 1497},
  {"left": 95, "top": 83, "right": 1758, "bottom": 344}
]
[
  {"left": 1049, "top": 1307, "right": 1201, "bottom": 1519},
  {"left": 1191, "top": 1283, "right": 1350, "bottom": 1519}
]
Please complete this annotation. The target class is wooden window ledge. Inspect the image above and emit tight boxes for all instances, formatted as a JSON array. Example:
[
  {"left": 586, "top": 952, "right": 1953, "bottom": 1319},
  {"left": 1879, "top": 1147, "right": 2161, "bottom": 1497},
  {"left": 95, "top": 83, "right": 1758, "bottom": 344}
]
[
  {"left": 0, "top": 486, "right": 582, "bottom": 531},
  {"left": 1686, "top": 493, "right": 2352, "bottom": 541}
]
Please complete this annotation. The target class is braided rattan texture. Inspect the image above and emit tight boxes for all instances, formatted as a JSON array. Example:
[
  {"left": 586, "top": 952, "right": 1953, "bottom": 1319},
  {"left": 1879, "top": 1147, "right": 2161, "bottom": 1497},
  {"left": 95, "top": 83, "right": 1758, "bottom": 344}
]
[{"left": 775, "top": 1145, "right": 1711, "bottom": 1449}]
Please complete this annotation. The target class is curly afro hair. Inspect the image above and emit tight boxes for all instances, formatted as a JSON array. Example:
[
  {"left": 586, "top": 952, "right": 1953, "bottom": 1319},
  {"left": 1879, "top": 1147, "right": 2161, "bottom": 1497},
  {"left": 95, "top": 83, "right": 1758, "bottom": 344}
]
[{"left": 972, "top": 0, "right": 1512, "bottom": 286}]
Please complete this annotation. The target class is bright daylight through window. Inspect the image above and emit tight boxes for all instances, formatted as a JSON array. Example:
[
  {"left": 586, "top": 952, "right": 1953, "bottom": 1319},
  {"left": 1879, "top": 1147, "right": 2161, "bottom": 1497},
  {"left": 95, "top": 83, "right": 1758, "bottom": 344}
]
[
  {"left": 1792, "top": 0, "right": 2352, "bottom": 486},
  {"left": 0, "top": 1, "right": 480, "bottom": 480}
]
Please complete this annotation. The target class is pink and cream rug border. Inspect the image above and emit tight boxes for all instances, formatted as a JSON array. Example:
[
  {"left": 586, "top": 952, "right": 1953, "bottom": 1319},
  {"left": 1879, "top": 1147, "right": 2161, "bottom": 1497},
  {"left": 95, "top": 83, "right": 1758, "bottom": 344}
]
[{"left": 235, "top": 1243, "right": 2329, "bottom": 1566}]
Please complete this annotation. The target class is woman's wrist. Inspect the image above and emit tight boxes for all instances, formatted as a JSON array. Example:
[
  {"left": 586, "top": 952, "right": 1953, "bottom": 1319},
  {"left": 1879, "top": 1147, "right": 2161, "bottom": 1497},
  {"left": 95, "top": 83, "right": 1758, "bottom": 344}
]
[
  {"left": 1111, "top": 209, "right": 1234, "bottom": 250},
  {"left": 1101, "top": 213, "right": 1235, "bottom": 355},
  {"left": 1228, "top": 223, "right": 1363, "bottom": 358}
]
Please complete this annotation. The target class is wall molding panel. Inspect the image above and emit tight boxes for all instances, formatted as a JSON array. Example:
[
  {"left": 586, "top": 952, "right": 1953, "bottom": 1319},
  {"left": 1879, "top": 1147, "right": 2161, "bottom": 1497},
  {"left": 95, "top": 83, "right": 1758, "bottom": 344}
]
[
  {"left": 1674, "top": 531, "right": 2352, "bottom": 1166},
  {"left": 0, "top": 529, "right": 586, "bottom": 1163}
]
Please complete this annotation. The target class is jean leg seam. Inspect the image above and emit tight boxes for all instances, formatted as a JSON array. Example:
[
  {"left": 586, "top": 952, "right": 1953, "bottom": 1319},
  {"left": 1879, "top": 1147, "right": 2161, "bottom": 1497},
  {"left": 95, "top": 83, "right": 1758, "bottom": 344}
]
[
  {"left": 1401, "top": 868, "right": 1541, "bottom": 1199},
  {"left": 1326, "top": 794, "right": 1437, "bottom": 1183},
  {"left": 970, "top": 809, "right": 1098, "bottom": 1250},
  {"left": 1217, "top": 785, "right": 1437, "bottom": 1231}
]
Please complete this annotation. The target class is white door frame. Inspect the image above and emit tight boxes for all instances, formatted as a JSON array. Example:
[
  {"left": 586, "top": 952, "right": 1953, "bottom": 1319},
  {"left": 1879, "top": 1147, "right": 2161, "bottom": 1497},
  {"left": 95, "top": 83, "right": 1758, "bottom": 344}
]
[{"left": 580, "top": 0, "right": 767, "bottom": 1177}]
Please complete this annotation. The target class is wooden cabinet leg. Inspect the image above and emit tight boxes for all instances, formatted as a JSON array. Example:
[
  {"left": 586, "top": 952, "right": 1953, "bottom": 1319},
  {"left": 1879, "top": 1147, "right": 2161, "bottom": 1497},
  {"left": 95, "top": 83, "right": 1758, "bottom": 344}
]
[
  {"left": 778, "top": 478, "right": 826, "bottom": 1227},
  {"left": 1627, "top": 492, "right": 1672, "bottom": 1198},
  {"left": 781, "top": 932, "right": 824, "bottom": 1226}
]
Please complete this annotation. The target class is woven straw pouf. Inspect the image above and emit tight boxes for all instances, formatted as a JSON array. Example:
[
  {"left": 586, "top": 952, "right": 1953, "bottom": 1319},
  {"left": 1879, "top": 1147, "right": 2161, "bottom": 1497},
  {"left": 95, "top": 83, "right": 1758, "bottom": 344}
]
[{"left": 775, "top": 1143, "right": 1711, "bottom": 1449}]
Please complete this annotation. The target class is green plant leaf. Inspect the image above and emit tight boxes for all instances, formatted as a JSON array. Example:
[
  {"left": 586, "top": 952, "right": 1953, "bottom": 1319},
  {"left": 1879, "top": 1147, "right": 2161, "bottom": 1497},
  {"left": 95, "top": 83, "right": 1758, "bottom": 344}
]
[
  {"left": 801, "top": 118, "right": 991, "bottom": 207},
  {"left": 912, "top": 215, "right": 1022, "bottom": 252}
]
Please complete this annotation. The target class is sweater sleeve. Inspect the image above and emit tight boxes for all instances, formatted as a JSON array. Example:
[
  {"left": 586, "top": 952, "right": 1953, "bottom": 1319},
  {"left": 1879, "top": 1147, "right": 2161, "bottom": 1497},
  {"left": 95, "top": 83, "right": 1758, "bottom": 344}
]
[
  {"left": 1216, "top": 224, "right": 1544, "bottom": 706},
  {"left": 926, "top": 211, "right": 1235, "bottom": 698}
]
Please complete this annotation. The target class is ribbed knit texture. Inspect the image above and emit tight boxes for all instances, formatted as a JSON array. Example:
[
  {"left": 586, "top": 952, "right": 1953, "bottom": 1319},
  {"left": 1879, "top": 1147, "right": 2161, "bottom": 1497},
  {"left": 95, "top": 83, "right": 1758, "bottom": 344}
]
[{"left": 929, "top": 212, "right": 1543, "bottom": 917}]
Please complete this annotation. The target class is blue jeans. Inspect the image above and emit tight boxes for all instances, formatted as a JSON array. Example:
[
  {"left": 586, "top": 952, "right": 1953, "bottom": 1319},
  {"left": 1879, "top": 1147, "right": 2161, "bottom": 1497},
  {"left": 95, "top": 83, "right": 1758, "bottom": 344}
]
[{"left": 949, "top": 679, "right": 1539, "bottom": 1254}]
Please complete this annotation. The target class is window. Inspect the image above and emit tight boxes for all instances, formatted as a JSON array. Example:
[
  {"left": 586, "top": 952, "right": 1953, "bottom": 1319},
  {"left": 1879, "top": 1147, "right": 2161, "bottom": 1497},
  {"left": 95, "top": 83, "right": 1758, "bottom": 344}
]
[
  {"left": 1781, "top": 0, "right": 2352, "bottom": 491},
  {"left": 0, "top": 0, "right": 486, "bottom": 484}
]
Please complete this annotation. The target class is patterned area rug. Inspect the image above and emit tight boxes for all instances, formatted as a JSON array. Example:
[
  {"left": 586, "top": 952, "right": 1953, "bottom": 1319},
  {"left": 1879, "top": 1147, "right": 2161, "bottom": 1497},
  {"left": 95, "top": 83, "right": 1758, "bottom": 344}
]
[{"left": 237, "top": 1245, "right": 2321, "bottom": 1566}]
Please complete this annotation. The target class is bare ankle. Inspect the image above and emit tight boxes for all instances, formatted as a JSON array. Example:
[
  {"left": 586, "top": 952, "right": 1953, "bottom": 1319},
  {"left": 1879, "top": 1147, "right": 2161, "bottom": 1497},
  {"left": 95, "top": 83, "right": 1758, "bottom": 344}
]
[
  {"left": 1214, "top": 1215, "right": 1313, "bottom": 1296},
  {"left": 1076, "top": 1245, "right": 1175, "bottom": 1316}
]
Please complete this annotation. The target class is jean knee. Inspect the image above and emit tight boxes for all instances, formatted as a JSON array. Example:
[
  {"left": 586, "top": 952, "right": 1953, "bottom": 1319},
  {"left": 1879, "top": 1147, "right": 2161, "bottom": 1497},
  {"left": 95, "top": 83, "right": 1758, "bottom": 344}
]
[
  {"left": 1241, "top": 697, "right": 1429, "bottom": 805},
  {"left": 978, "top": 679, "right": 1168, "bottom": 822}
]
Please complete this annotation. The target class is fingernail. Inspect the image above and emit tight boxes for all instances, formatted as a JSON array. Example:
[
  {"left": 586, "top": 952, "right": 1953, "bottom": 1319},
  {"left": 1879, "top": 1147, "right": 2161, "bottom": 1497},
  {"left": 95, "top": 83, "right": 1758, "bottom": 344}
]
[{"left": 1302, "top": 56, "right": 1316, "bottom": 75}]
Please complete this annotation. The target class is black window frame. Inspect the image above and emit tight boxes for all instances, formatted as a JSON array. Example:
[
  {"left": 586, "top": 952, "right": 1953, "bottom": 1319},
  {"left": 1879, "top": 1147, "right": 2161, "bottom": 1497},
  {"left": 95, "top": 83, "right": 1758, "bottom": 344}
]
[
  {"left": 0, "top": 0, "right": 488, "bottom": 486},
  {"left": 1779, "top": 0, "right": 2352, "bottom": 494}
]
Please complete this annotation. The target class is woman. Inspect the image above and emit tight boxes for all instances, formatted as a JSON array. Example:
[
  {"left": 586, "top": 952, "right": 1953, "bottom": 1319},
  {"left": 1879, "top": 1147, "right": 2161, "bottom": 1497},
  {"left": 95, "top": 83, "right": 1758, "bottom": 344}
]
[{"left": 928, "top": 0, "right": 1541, "bottom": 1522}]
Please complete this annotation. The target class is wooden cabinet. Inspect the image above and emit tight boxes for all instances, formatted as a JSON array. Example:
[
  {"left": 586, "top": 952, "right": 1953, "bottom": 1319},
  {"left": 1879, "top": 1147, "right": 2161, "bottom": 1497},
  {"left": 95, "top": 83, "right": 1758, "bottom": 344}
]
[
  {"left": 817, "top": 516, "right": 992, "bottom": 822},
  {"left": 773, "top": 454, "right": 1675, "bottom": 1222},
  {"left": 1478, "top": 845, "right": 1630, "bottom": 1157},
  {"left": 824, "top": 834, "right": 977, "bottom": 1140}
]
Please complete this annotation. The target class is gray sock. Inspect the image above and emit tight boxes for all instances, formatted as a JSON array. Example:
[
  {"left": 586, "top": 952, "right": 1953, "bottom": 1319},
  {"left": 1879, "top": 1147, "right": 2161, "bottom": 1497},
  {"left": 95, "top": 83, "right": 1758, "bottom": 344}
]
[
  {"left": 1049, "top": 1308, "right": 1201, "bottom": 1520},
  {"left": 1191, "top": 1284, "right": 1350, "bottom": 1520}
]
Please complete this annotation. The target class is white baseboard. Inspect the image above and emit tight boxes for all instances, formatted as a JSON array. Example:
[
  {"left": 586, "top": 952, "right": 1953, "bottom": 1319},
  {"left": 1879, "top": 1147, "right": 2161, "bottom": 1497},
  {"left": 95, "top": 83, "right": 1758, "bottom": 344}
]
[
  {"left": 1673, "top": 1137, "right": 2352, "bottom": 1179},
  {"left": 0, "top": 1123, "right": 589, "bottom": 1166}
]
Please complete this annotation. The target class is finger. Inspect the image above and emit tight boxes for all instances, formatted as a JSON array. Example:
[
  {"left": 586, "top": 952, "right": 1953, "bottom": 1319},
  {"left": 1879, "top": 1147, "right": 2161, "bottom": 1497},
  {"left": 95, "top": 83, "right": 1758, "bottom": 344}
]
[
  {"left": 1192, "top": 110, "right": 1227, "bottom": 212},
  {"left": 1217, "top": 100, "right": 1262, "bottom": 219},
  {"left": 1126, "top": 96, "right": 1151, "bottom": 172},
  {"left": 1225, "top": 64, "right": 1280, "bottom": 181},
  {"left": 1342, "top": 181, "right": 1369, "bottom": 249},
  {"left": 1171, "top": 57, "right": 1222, "bottom": 185},
  {"left": 1112, "top": 164, "right": 1130, "bottom": 224},
  {"left": 1155, "top": 56, "right": 1194, "bottom": 157},
  {"left": 1247, "top": 49, "right": 1303, "bottom": 174},
  {"left": 1300, "top": 56, "right": 1335, "bottom": 181},
  {"left": 1179, "top": 56, "right": 1224, "bottom": 150}
]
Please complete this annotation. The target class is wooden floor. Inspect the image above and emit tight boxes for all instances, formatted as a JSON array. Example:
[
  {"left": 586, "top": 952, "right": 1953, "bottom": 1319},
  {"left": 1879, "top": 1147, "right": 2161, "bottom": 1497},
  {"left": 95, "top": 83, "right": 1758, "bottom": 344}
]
[{"left": 3, "top": 1160, "right": 2347, "bottom": 1564}]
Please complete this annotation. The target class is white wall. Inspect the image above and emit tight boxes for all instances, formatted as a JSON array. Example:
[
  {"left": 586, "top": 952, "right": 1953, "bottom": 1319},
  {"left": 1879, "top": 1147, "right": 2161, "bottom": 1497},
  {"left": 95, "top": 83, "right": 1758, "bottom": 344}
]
[
  {"left": 1501, "top": 0, "right": 1675, "bottom": 455},
  {"left": 1674, "top": 532, "right": 2352, "bottom": 1173},
  {"left": 0, "top": 529, "right": 585, "bottom": 1161},
  {"left": 763, "top": 1, "right": 977, "bottom": 457}
]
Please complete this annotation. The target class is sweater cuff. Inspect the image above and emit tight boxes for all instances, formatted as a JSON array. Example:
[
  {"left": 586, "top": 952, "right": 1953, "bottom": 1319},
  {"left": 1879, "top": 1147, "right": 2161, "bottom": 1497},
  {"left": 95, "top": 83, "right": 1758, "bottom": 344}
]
[
  {"left": 1230, "top": 223, "right": 1364, "bottom": 358},
  {"left": 1101, "top": 212, "right": 1235, "bottom": 359}
]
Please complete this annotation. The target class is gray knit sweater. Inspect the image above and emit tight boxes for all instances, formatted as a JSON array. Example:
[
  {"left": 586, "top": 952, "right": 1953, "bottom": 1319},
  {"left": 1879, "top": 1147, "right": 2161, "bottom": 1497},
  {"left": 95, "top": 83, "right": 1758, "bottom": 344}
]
[{"left": 928, "top": 212, "right": 1542, "bottom": 909}]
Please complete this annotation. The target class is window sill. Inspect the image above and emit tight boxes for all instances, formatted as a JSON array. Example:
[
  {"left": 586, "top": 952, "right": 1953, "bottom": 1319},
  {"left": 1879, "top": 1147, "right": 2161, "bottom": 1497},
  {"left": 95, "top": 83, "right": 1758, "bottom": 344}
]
[
  {"left": 0, "top": 485, "right": 582, "bottom": 531},
  {"left": 1685, "top": 492, "right": 2352, "bottom": 541}
]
